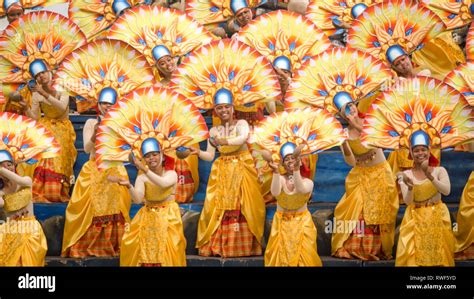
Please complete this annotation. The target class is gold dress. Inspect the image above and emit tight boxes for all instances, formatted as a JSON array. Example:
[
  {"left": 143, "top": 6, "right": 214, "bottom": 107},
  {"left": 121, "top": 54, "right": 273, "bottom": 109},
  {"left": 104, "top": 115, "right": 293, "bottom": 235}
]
[
  {"left": 61, "top": 159, "right": 131, "bottom": 257},
  {"left": 265, "top": 191, "right": 322, "bottom": 267},
  {"left": 412, "top": 31, "right": 465, "bottom": 80},
  {"left": 332, "top": 139, "right": 399, "bottom": 260},
  {"left": 396, "top": 172, "right": 455, "bottom": 266},
  {"left": 197, "top": 147, "right": 266, "bottom": 257},
  {"left": 31, "top": 100, "right": 77, "bottom": 202},
  {"left": 120, "top": 181, "right": 187, "bottom": 267},
  {"left": 454, "top": 171, "right": 474, "bottom": 260},
  {"left": 0, "top": 187, "right": 47, "bottom": 266}
]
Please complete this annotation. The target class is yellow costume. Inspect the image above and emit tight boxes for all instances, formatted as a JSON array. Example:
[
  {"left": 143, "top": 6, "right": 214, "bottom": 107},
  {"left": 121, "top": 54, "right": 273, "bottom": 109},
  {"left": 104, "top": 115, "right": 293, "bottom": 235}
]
[
  {"left": 121, "top": 183, "right": 187, "bottom": 266},
  {"left": 0, "top": 112, "right": 61, "bottom": 266},
  {"left": 235, "top": 10, "right": 331, "bottom": 200},
  {"left": 30, "top": 96, "right": 77, "bottom": 202},
  {"left": 171, "top": 39, "right": 280, "bottom": 257},
  {"left": 61, "top": 159, "right": 131, "bottom": 257},
  {"left": 265, "top": 208, "right": 321, "bottom": 266},
  {"left": 253, "top": 108, "right": 345, "bottom": 266},
  {"left": 58, "top": 40, "right": 158, "bottom": 257},
  {"left": 0, "top": 215, "right": 47, "bottom": 267},
  {"left": 454, "top": 171, "right": 474, "bottom": 260},
  {"left": 0, "top": 11, "right": 86, "bottom": 202},
  {"left": 107, "top": 6, "right": 215, "bottom": 202},
  {"left": 331, "top": 142, "right": 399, "bottom": 260},
  {"left": 360, "top": 76, "right": 474, "bottom": 266},
  {"left": 94, "top": 85, "right": 208, "bottom": 264},
  {"left": 396, "top": 177, "right": 455, "bottom": 266}
]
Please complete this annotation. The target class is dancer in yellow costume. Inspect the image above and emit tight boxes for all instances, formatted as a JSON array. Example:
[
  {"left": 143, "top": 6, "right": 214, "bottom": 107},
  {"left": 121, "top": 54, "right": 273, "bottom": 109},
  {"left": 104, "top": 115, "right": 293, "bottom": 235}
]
[
  {"left": 0, "top": 112, "right": 60, "bottom": 266},
  {"left": 346, "top": 1, "right": 448, "bottom": 179},
  {"left": 173, "top": 39, "right": 281, "bottom": 257},
  {"left": 58, "top": 40, "right": 155, "bottom": 258},
  {"left": 360, "top": 76, "right": 474, "bottom": 266},
  {"left": 235, "top": 10, "right": 332, "bottom": 200},
  {"left": 95, "top": 86, "right": 209, "bottom": 266},
  {"left": 281, "top": 49, "right": 399, "bottom": 259},
  {"left": 108, "top": 5, "right": 215, "bottom": 202},
  {"left": 0, "top": 12, "right": 86, "bottom": 202},
  {"left": 348, "top": 0, "right": 463, "bottom": 80},
  {"left": 285, "top": 47, "right": 393, "bottom": 189},
  {"left": 253, "top": 108, "right": 346, "bottom": 266},
  {"left": 329, "top": 94, "right": 399, "bottom": 260}
]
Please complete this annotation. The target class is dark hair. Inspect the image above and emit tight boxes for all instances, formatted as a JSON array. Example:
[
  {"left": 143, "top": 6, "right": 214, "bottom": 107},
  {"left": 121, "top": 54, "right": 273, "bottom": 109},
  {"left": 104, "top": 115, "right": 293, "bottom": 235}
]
[{"left": 0, "top": 178, "right": 4, "bottom": 190}]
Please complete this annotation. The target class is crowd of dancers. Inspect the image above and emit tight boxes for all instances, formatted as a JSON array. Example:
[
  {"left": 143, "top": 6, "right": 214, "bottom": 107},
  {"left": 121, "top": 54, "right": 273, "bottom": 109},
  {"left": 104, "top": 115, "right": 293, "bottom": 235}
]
[{"left": 0, "top": 0, "right": 473, "bottom": 267}]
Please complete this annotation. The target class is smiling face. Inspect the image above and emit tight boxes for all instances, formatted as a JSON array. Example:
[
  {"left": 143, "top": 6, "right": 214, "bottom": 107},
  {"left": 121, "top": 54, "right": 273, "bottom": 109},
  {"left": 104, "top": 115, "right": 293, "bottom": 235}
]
[
  {"left": 391, "top": 55, "right": 414, "bottom": 77},
  {"left": 235, "top": 8, "right": 252, "bottom": 27},
  {"left": 282, "top": 154, "right": 296, "bottom": 174},
  {"left": 156, "top": 55, "right": 177, "bottom": 78},
  {"left": 341, "top": 102, "right": 358, "bottom": 120},
  {"left": 98, "top": 102, "right": 113, "bottom": 116},
  {"left": 214, "top": 104, "right": 233, "bottom": 122},
  {"left": 144, "top": 151, "right": 161, "bottom": 169},
  {"left": 411, "top": 145, "right": 430, "bottom": 164}
]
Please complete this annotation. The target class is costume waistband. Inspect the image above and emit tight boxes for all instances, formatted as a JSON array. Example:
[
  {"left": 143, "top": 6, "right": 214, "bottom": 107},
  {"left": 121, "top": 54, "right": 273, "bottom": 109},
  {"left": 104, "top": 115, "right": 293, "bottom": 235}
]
[
  {"left": 412, "top": 200, "right": 442, "bottom": 209},
  {"left": 145, "top": 199, "right": 176, "bottom": 210}
]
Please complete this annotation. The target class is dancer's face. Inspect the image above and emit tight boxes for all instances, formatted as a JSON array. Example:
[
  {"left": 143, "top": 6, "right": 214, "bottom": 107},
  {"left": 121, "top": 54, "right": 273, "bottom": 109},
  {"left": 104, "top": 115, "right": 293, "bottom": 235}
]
[
  {"left": 391, "top": 55, "right": 413, "bottom": 77},
  {"left": 412, "top": 145, "right": 430, "bottom": 164},
  {"left": 98, "top": 102, "right": 113, "bottom": 115},
  {"left": 214, "top": 104, "right": 233, "bottom": 122},
  {"left": 144, "top": 151, "right": 161, "bottom": 169},
  {"left": 35, "top": 71, "right": 51, "bottom": 85},
  {"left": 235, "top": 8, "right": 252, "bottom": 27},
  {"left": 6, "top": 7, "right": 23, "bottom": 23},
  {"left": 0, "top": 161, "right": 15, "bottom": 173},
  {"left": 283, "top": 154, "right": 297, "bottom": 173},
  {"left": 156, "top": 55, "right": 177, "bottom": 77}
]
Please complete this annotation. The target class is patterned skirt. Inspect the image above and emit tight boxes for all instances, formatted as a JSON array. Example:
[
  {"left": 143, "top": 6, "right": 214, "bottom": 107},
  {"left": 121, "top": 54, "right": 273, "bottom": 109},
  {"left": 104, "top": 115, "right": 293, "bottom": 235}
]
[
  {"left": 68, "top": 214, "right": 125, "bottom": 258},
  {"left": 32, "top": 117, "right": 77, "bottom": 202},
  {"left": 199, "top": 210, "right": 262, "bottom": 258}
]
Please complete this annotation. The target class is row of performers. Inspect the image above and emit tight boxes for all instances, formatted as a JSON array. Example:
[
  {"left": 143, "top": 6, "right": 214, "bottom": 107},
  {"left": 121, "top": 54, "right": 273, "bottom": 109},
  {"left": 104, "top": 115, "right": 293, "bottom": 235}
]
[
  {"left": 0, "top": 0, "right": 472, "bottom": 206},
  {"left": 0, "top": 75, "right": 473, "bottom": 267}
]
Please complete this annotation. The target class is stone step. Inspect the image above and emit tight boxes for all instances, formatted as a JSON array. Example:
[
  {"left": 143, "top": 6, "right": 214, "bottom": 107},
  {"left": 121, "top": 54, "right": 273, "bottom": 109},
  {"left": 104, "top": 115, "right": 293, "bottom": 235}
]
[
  {"left": 37, "top": 204, "right": 462, "bottom": 259},
  {"left": 44, "top": 255, "right": 474, "bottom": 267}
]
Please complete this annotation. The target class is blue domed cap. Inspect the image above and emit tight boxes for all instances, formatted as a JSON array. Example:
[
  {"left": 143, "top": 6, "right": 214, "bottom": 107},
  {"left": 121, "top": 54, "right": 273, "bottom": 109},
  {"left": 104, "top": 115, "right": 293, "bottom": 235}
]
[
  {"left": 333, "top": 91, "right": 354, "bottom": 111},
  {"left": 410, "top": 130, "right": 430, "bottom": 148},
  {"left": 273, "top": 56, "right": 292, "bottom": 72},
  {"left": 386, "top": 45, "right": 407, "bottom": 64},
  {"left": 0, "top": 150, "right": 14, "bottom": 164},
  {"left": 98, "top": 87, "right": 118, "bottom": 105},
  {"left": 152, "top": 45, "right": 172, "bottom": 62},
  {"left": 469, "top": 3, "right": 474, "bottom": 15},
  {"left": 214, "top": 88, "right": 233, "bottom": 106},
  {"left": 29, "top": 59, "right": 48, "bottom": 78},
  {"left": 230, "top": 0, "right": 249, "bottom": 14},
  {"left": 141, "top": 138, "right": 161, "bottom": 156},
  {"left": 351, "top": 3, "right": 368, "bottom": 19},
  {"left": 4, "top": 0, "right": 20, "bottom": 10},
  {"left": 112, "top": 0, "right": 131, "bottom": 15},
  {"left": 280, "top": 142, "right": 296, "bottom": 159}
]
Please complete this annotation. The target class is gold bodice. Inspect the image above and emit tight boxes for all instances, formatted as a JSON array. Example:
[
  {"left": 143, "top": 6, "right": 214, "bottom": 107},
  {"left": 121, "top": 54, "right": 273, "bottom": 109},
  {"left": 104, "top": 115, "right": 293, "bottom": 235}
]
[
  {"left": 144, "top": 182, "right": 174, "bottom": 202},
  {"left": 40, "top": 102, "right": 65, "bottom": 119},
  {"left": 413, "top": 180, "right": 438, "bottom": 203},
  {"left": 347, "top": 138, "right": 371, "bottom": 155},
  {"left": 276, "top": 192, "right": 311, "bottom": 210},
  {"left": 3, "top": 187, "right": 31, "bottom": 213}
]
